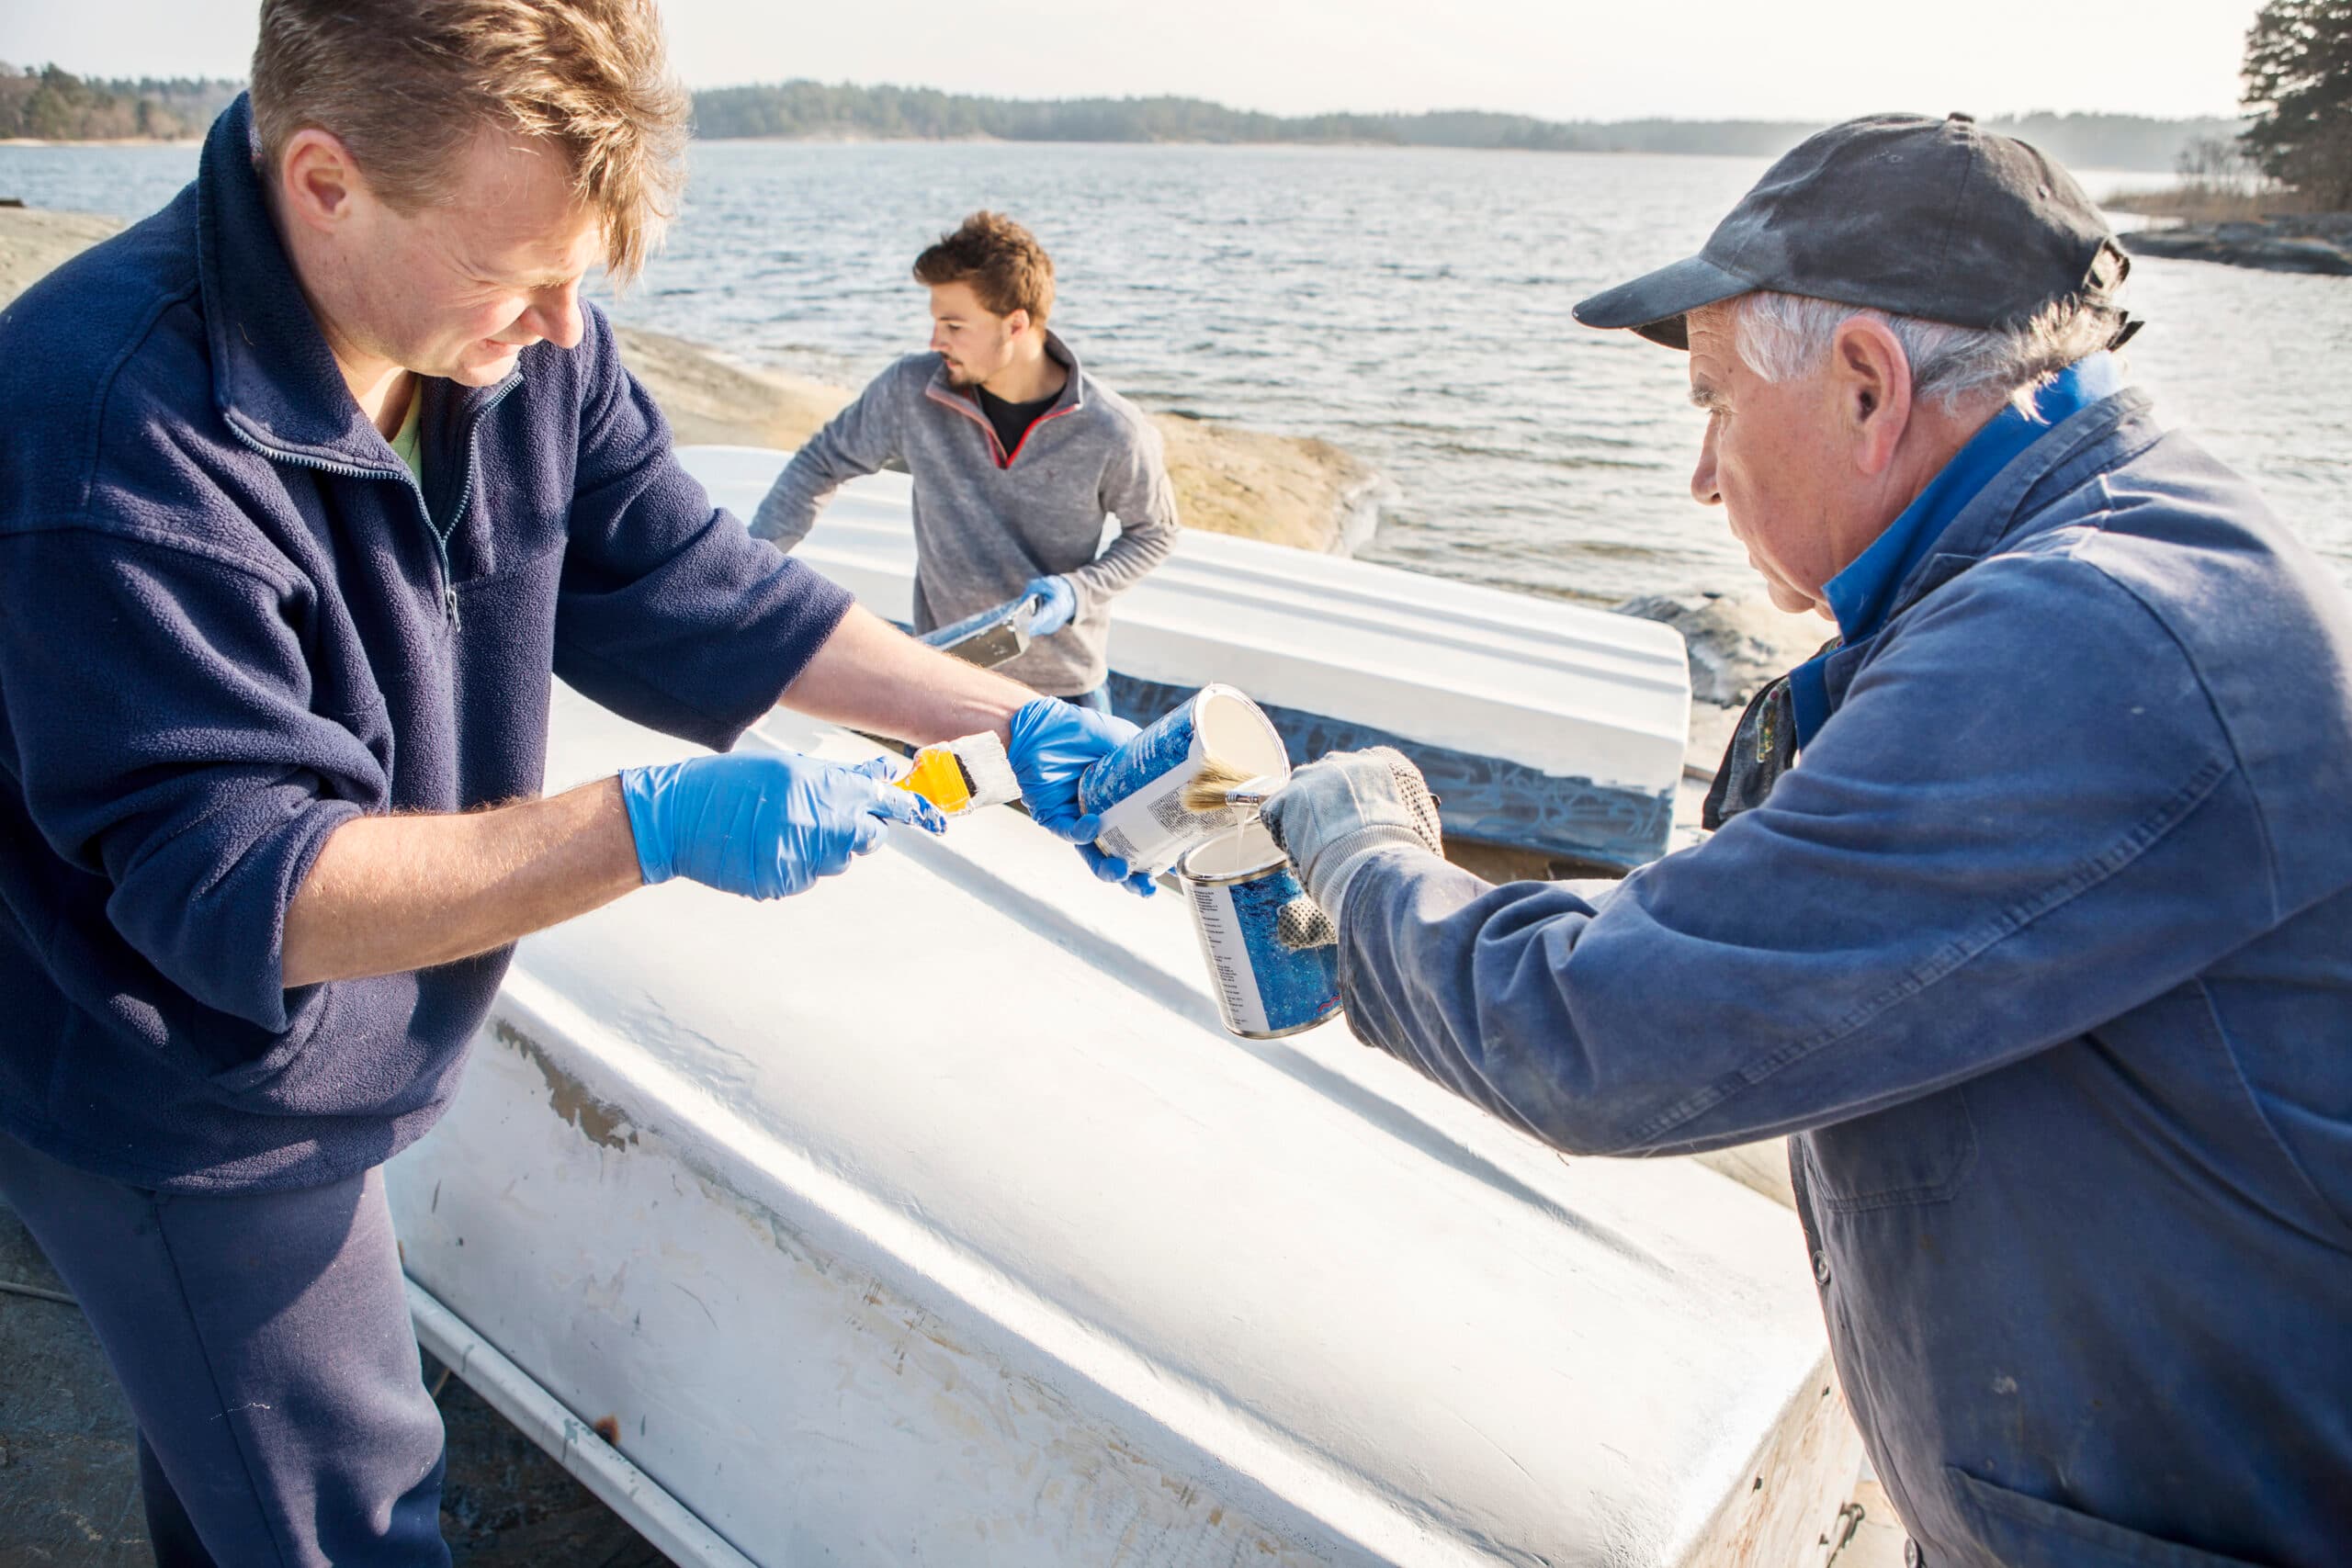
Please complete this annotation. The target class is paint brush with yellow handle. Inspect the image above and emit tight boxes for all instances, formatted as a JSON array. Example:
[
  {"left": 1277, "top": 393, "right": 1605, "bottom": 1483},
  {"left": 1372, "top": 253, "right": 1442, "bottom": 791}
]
[{"left": 896, "top": 730, "right": 1023, "bottom": 817}]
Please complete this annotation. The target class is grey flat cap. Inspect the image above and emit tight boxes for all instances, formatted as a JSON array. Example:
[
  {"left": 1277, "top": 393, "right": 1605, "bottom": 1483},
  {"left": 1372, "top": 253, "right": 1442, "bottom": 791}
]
[{"left": 1573, "top": 112, "right": 2131, "bottom": 350}]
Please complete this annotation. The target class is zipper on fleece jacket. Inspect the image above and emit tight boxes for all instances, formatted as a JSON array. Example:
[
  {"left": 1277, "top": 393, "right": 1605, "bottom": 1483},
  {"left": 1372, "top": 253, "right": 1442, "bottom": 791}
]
[
  {"left": 923, "top": 381, "right": 1078, "bottom": 469},
  {"left": 222, "top": 374, "right": 521, "bottom": 630}
]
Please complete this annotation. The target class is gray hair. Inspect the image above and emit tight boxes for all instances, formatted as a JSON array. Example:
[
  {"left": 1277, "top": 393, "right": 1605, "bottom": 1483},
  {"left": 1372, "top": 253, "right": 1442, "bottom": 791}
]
[{"left": 1724, "top": 271, "right": 2127, "bottom": 418}]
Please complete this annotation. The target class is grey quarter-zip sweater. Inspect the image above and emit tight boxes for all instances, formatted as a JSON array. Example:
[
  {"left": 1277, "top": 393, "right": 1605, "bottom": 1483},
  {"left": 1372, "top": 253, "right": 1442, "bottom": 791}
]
[{"left": 752, "top": 333, "right": 1178, "bottom": 696}]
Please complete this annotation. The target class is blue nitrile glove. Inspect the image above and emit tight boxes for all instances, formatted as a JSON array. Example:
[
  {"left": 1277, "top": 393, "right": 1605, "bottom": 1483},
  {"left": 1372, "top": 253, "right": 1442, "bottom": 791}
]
[
  {"left": 1261, "top": 747, "right": 1444, "bottom": 922},
  {"left": 1006, "top": 697, "right": 1156, "bottom": 896},
  {"left": 620, "top": 751, "right": 944, "bottom": 900},
  {"left": 1021, "top": 575, "right": 1078, "bottom": 637}
]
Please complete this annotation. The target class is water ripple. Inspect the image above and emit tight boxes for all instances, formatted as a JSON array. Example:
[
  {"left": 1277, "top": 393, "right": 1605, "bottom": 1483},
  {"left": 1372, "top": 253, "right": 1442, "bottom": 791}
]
[{"left": 6, "top": 138, "right": 2343, "bottom": 603}]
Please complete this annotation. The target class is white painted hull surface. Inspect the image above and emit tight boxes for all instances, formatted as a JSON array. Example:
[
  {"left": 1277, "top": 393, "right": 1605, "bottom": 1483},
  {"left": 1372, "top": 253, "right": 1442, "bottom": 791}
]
[{"left": 387, "top": 689, "right": 1857, "bottom": 1566}]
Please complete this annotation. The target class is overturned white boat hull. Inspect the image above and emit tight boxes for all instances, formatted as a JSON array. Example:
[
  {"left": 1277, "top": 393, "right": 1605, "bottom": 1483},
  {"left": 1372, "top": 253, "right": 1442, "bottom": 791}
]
[
  {"left": 679, "top": 446, "right": 1693, "bottom": 870},
  {"left": 387, "top": 688, "right": 1855, "bottom": 1565}
]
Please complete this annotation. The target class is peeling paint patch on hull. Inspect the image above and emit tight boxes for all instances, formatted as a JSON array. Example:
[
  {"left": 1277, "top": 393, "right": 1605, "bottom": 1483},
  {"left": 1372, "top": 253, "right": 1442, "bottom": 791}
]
[{"left": 496, "top": 1019, "right": 639, "bottom": 1152}]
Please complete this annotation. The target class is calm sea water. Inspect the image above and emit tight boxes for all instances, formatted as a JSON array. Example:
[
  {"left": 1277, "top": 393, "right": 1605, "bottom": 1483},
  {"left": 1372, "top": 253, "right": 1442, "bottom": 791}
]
[{"left": 7, "top": 139, "right": 2348, "bottom": 604}]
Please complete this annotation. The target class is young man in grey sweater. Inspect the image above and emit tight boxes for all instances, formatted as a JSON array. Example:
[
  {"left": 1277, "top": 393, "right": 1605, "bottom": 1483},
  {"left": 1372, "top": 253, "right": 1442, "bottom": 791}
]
[{"left": 752, "top": 211, "right": 1179, "bottom": 708}]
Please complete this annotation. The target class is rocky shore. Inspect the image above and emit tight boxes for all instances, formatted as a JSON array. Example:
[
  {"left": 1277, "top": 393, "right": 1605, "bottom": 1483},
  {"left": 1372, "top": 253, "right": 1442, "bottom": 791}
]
[
  {"left": 0, "top": 205, "right": 122, "bottom": 305},
  {"left": 1617, "top": 590, "right": 1833, "bottom": 781},
  {"left": 604, "top": 325, "right": 1378, "bottom": 553},
  {"left": 0, "top": 207, "right": 1376, "bottom": 554},
  {"left": 2118, "top": 214, "right": 2352, "bottom": 276}
]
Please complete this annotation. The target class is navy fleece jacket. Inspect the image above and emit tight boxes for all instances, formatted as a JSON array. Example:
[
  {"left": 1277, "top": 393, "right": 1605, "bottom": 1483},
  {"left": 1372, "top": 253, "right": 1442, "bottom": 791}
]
[{"left": 0, "top": 97, "right": 852, "bottom": 1192}]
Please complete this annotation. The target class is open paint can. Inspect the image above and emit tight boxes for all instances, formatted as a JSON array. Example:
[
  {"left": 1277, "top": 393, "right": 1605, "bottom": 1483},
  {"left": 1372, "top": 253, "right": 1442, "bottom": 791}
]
[
  {"left": 1078, "top": 683, "right": 1290, "bottom": 877},
  {"left": 1179, "top": 821, "right": 1341, "bottom": 1040}
]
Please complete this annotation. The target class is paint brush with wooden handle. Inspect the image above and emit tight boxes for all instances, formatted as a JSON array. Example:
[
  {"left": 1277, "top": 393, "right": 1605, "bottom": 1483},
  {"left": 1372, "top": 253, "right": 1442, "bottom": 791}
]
[
  {"left": 1182, "top": 755, "right": 1437, "bottom": 818},
  {"left": 1179, "top": 758, "right": 1283, "bottom": 816}
]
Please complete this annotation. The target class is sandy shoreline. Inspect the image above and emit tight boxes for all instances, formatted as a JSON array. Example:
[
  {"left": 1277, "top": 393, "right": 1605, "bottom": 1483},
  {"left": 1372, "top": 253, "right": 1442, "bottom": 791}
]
[{"left": 0, "top": 207, "right": 1372, "bottom": 552}]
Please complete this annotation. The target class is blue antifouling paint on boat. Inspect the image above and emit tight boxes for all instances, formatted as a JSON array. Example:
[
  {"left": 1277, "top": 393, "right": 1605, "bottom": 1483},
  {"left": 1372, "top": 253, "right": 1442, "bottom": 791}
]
[
  {"left": 1182, "top": 823, "right": 1340, "bottom": 1040},
  {"left": 1104, "top": 672, "right": 1676, "bottom": 871},
  {"left": 1078, "top": 684, "right": 1290, "bottom": 876}
]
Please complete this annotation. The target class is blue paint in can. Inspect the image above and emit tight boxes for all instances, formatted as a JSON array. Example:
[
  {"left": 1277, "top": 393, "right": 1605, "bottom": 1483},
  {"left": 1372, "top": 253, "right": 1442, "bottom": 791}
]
[{"left": 1181, "top": 823, "right": 1340, "bottom": 1040}]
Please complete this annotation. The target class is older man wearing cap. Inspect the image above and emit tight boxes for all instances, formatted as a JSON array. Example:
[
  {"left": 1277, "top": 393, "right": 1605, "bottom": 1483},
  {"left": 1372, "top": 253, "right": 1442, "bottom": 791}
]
[{"left": 1262, "top": 115, "right": 2352, "bottom": 1564}]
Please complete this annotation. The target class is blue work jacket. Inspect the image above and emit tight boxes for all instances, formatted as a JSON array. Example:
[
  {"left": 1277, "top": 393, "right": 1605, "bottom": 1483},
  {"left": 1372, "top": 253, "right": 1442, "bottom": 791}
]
[
  {"left": 0, "top": 98, "right": 852, "bottom": 1192},
  {"left": 1333, "top": 386, "right": 2352, "bottom": 1564}
]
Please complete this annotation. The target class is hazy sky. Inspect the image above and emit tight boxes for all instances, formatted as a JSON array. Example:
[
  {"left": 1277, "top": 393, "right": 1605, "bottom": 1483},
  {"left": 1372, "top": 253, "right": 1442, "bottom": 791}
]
[{"left": 1, "top": 0, "right": 2260, "bottom": 122}]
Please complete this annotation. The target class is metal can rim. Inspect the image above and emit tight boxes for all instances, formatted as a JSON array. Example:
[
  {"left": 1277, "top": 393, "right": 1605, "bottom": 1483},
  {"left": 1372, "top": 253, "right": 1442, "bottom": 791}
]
[{"left": 1176, "top": 843, "right": 1291, "bottom": 889}]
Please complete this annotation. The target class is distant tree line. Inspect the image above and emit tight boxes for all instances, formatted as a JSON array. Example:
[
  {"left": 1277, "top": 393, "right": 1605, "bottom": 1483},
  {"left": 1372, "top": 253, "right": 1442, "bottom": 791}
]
[
  {"left": 0, "top": 58, "right": 2272, "bottom": 184},
  {"left": 690, "top": 84, "right": 2238, "bottom": 173},
  {"left": 2240, "top": 0, "right": 2351, "bottom": 208},
  {"left": 0, "top": 63, "right": 241, "bottom": 141}
]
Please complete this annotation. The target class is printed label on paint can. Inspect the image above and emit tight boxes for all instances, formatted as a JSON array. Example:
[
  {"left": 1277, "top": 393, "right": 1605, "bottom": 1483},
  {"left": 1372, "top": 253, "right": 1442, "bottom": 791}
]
[
  {"left": 1079, "top": 684, "right": 1290, "bottom": 877},
  {"left": 1181, "top": 824, "right": 1340, "bottom": 1041}
]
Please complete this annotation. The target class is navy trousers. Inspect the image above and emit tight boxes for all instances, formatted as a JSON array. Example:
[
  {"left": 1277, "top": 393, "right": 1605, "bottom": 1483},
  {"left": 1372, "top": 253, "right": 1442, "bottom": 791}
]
[{"left": 0, "top": 1127, "right": 449, "bottom": 1566}]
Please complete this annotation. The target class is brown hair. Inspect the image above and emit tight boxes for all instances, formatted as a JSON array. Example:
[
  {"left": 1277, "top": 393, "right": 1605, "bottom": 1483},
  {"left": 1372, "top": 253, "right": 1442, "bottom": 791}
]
[
  {"left": 249, "top": 0, "right": 687, "bottom": 282},
  {"left": 912, "top": 211, "right": 1055, "bottom": 327}
]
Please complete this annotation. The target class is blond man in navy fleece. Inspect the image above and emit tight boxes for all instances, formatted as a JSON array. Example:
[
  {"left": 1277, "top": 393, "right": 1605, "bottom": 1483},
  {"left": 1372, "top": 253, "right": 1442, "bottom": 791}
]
[
  {"left": 0, "top": 4, "right": 1145, "bottom": 1561},
  {"left": 754, "top": 211, "right": 1180, "bottom": 711}
]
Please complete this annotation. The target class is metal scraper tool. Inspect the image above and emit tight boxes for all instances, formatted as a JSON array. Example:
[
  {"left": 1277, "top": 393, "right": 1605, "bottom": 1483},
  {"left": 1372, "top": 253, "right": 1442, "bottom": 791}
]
[{"left": 917, "top": 592, "right": 1043, "bottom": 670}]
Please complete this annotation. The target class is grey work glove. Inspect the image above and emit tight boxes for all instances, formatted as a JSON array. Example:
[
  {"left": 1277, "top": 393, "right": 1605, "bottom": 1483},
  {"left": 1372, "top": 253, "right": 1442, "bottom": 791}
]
[
  {"left": 1276, "top": 897, "right": 1337, "bottom": 951},
  {"left": 1261, "top": 747, "right": 1444, "bottom": 923}
]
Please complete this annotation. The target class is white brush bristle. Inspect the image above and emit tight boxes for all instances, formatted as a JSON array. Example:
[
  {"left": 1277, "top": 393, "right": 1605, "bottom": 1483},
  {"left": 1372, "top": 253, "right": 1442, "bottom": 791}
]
[
  {"left": 1179, "top": 755, "right": 1257, "bottom": 815},
  {"left": 945, "top": 730, "right": 1021, "bottom": 811}
]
